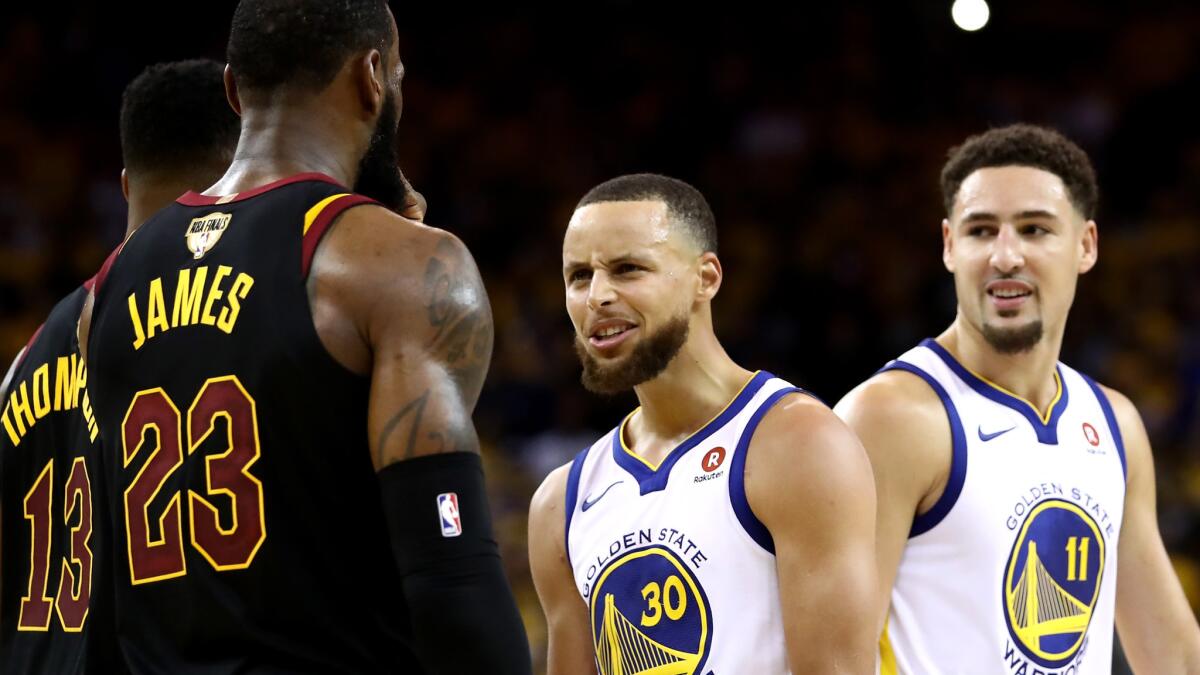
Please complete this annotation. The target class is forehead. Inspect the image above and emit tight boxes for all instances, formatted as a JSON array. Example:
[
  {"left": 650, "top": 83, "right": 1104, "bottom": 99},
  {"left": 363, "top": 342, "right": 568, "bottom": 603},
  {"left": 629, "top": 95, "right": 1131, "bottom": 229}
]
[
  {"left": 953, "top": 166, "right": 1075, "bottom": 219},
  {"left": 563, "top": 200, "right": 682, "bottom": 257}
]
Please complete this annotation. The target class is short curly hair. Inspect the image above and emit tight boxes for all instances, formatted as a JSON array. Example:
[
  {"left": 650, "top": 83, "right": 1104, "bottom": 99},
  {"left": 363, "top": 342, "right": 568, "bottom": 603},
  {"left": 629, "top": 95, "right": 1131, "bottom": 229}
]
[
  {"left": 119, "top": 59, "right": 238, "bottom": 176},
  {"left": 940, "top": 124, "right": 1098, "bottom": 220}
]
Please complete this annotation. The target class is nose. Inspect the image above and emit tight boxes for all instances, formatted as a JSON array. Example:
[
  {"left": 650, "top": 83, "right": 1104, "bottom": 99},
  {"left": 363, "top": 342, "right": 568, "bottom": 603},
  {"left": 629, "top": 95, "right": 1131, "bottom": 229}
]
[
  {"left": 990, "top": 224, "right": 1025, "bottom": 274},
  {"left": 586, "top": 270, "right": 617, "bottom": 311}
]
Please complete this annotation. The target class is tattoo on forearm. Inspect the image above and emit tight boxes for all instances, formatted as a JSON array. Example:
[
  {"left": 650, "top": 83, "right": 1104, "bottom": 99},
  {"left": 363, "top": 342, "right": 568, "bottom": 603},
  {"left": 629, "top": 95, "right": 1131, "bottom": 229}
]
[
  {"left": 376, "top": 390, "right": 430, "bottom": 465},
  {"left": 376, "top": 389, "right": 481, "bottom": 466}
]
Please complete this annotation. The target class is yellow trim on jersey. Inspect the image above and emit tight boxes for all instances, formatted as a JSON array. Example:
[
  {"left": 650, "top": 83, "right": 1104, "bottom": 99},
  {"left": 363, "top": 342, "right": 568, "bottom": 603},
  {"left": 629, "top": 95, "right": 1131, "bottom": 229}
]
[
  {"left": 966, "top": 366, "right": 1063, "bottom": 424},
  {"left": 618, "top": 370, "right": 762, "bottom": 472},
  {"left": 302, "top": 193, "right": 352, "bottom": 236},
  {"left": 879, "top": 618, "right": 899, "bottom": 675}
]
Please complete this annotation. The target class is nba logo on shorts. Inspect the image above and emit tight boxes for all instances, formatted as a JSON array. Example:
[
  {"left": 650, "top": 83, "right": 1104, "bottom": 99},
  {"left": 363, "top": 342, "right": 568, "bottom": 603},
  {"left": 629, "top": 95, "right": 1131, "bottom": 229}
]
[{"left": 437, "top": 493, "right": 462, "bottom": 537}]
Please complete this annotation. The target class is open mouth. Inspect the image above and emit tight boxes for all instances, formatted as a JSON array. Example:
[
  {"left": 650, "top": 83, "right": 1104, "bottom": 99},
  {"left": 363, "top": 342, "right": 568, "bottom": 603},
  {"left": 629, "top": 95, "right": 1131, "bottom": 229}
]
[
  {"left": 589, "top": 321, "right": 638, "bottom": 351},
  {"left": 986, "top": 280, "right": 1034, "bottom": 311}
]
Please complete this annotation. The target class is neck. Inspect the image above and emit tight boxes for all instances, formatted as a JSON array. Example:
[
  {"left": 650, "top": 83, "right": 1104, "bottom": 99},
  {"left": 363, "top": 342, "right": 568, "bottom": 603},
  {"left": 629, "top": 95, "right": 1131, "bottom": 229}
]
[
  {"left": 628, "top": 323, "right": 754, "bottom": 447},
  {"left": 126, "top": 188, "right": 178, "bottom": 237},
  {"left": 209, "top": 103, "right": 365, "bottom": 195},
  {"left": 126, "top": 172, "right": 222, "bottom": 237},
  {"left": 939, "top": 314, "right": 1066, "bottom": 413}
]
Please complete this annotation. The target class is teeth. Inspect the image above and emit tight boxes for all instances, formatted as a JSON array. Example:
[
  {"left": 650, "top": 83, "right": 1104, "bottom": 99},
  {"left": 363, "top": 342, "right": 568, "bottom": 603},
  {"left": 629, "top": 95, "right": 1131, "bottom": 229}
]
[
  {"left": 993, "top": 289, "right": 1028, "bottom": 298},
  {"left": 597, "top": 325, "right": 629, "bottom": 338}
]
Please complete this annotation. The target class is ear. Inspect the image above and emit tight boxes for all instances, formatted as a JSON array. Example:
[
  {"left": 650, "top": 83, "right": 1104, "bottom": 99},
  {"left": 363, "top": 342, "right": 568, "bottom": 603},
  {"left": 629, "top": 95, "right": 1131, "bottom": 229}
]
[
  {"left": 696, "top": 252, "right": 723, "bottom": 302},
  {"left": 941, "top": 218, "right": 955, "bottom": 272},
  {"left": 356, "top": 49, "right": 386, "bottom": 119},
  {"left": 120, "top": 169, "right": 129, "bottom": 202},
  {"left": 224, "top": 65, "right": 242, "bottom": 116},
  {"left": 1078, "top": 219, "right": 1098, "bottom": 274}
]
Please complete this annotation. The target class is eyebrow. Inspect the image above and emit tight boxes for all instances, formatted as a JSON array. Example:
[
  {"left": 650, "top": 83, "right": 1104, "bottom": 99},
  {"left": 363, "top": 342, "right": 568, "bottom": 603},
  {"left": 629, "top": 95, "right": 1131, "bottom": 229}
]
[
  {"left": 562, "top": 254, "right": 647, "bottom": 273},
  {"left": 962, "top": 209, "right": 1059, "bottom": 223}
]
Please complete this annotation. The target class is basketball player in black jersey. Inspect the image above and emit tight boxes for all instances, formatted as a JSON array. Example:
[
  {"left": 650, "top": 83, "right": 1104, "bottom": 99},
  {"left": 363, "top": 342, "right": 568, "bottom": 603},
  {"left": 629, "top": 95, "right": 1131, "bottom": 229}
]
[
  {"left": 0, "top": 59, "right": 237, "bottom": 673},
  {"left": 78, "top": 1, "right": 529, "bottom": 673}
]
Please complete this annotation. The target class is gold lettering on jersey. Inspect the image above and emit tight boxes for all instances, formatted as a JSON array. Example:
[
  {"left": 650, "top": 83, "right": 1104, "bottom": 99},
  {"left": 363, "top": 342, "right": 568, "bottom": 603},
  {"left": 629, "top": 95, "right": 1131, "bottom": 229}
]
[
  {"left": 126, "top": 265, "right": 256, "bottom": 351},
  {"left": 201, "top": 266, "right": 233, "bottom": 327},
  {"left": 80, "top": 379, "right": 97, "bottom": 443},
  {"left": 54, "top": 354, "right": 76, "bottom": 411},
  {"left": 9, "top": 381, "right": 35, "bottom": 436},
  {"left": 217, "top": 274, "right": 254, "bottom": 333},
  {"left": 185, "top": 212, "right": 231, "bottom": 259},
  {"left": 172, "top": 268, "right": 208, "bottom": 327},
  {"left": 129, "top": 293, "right": 147, "bottom": 351},
  {"left": 0, "top": 352, "right": 87, "bottom": 446},
  {"left": 146, "top": 278, "right": 170, "bottom": 340},
  {"left": 32, "top": 363, "right": 51, "bottom": 418}
]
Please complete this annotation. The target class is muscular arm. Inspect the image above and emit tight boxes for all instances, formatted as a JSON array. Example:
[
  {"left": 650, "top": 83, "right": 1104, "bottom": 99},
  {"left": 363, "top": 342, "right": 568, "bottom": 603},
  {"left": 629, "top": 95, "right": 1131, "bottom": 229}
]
[
  {"left": 1105, "top": 385, "right": 1200, "bottom": 673},
  {"left": 834, "top": 371, "right": 951, "bottom": 636},
  {"left": 528, "top": 465, "right": 596, "bottom": 675},
  {"left": 746, "top": 394, "right": 878, "bottom": 673},
  {"left": 310, "top": 205, "right": 529, "bottom": 673}
]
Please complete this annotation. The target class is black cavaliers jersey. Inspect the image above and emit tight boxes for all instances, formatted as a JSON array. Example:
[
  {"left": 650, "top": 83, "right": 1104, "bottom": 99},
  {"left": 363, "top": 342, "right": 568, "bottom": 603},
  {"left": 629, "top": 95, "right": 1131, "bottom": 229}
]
[
  {"left": 0, "top": 282, "right": 123, "bottom": 674},
  {"left": 86, "top": 174, "right": 421, "bottom": 673}
]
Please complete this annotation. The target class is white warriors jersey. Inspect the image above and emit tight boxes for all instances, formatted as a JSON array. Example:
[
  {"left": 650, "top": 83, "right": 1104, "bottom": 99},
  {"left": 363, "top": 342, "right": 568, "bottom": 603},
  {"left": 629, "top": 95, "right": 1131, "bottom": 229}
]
[
  {"left": 879, "top": 339, "right": 1127, "bottom": 675},
  {"left": 565, "top": 371, "right": 801, "bottom": 675}
]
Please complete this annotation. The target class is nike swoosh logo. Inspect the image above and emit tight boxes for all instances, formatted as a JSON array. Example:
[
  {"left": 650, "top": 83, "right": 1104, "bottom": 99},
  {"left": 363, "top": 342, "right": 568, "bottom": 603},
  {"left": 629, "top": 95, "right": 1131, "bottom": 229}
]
[
  {"left": 978, "top": 425, "right": 1017, "bottom": 442},
  {"left": 581, "top": 481, "right": 623, "bottom": 512}
]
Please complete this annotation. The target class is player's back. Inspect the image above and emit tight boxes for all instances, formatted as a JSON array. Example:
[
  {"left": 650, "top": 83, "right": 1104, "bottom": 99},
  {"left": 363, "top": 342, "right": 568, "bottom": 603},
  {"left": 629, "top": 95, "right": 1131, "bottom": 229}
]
[
  {"left": 0, "top": 283, "right": 124, "bottom": 673},
  {"left": 86, "top": 173, "right": 418, "bottom": 673}
]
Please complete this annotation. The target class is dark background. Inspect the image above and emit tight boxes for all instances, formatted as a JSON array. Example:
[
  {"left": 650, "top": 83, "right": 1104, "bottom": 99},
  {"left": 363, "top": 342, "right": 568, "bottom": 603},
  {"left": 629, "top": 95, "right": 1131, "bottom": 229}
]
[{"left": 2, "top": 2, "right": 1197, "bottom": 670}]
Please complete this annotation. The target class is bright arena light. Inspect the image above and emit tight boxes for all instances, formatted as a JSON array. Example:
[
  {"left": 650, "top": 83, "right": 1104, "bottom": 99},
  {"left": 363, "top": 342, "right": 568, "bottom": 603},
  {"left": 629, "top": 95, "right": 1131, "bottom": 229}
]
[{"left": 951, "top": 0, "right": 990, "bottom": 32}]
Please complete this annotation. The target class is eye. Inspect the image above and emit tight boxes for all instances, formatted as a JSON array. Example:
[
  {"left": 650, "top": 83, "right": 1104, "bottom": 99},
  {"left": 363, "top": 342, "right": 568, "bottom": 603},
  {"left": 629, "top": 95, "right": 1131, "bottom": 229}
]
[
  {"left": 567, "top": 268, "right": 592, "bottom": 283},
  {"left": 614, "top": 263, "right": 643, "bottom": 275},
  {"left": 967, "top": 225, "right": 996, "bottom": 237},
  {"left": 1019, "top": 223, "right": 1049, "bottom": 236}
]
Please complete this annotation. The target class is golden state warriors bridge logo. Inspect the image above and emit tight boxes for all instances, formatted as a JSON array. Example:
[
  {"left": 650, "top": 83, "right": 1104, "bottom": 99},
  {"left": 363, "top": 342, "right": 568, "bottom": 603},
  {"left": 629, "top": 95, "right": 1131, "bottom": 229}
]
[
  {"left": 1003, "top": 499, "right": 1105, "bottom": 669},
  {"left": 589, "top": 545, "right": 711, "bottom": 675}
]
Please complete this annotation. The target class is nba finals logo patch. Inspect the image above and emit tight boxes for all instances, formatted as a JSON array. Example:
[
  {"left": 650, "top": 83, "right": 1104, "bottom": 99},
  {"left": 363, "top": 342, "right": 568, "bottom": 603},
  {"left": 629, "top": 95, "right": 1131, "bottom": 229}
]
[
  {"left": 1003, "top": 498, "right": 1105, "bottom": 670},
  {"left": 185, "top": 212, "right": 231, "bottom": 259},
  {"left": 437, "top": 492, "right": 462, "bottom": 537},
  {"left": 589, "top": 545, "right": 711, "bottom": 675}
]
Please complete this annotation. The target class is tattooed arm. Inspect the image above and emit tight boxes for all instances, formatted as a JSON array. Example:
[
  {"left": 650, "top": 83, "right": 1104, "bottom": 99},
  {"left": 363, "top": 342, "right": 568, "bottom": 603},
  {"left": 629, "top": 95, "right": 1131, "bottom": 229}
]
[
  {"left": 309, "top": 205, "right": 531, "bottom": 673},
  {"left": 307, "top": 206, "right": 492, "bottom": 463}
]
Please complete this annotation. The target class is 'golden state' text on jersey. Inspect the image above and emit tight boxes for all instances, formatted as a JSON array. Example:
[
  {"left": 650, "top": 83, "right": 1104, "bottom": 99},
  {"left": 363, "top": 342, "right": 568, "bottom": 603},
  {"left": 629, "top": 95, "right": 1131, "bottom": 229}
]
[
  {"left": 566, "top": 371, "right": 805, "bottom": 675},
  {"left": 879, "top": 340, "right": 1126, "bottom": 675}
]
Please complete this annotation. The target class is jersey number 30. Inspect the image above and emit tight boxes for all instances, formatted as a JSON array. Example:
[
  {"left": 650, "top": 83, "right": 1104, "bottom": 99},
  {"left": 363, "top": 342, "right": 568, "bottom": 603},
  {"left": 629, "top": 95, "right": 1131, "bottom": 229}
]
[{"left": 121, "top": 375, "right": 265, "bottom": 584}]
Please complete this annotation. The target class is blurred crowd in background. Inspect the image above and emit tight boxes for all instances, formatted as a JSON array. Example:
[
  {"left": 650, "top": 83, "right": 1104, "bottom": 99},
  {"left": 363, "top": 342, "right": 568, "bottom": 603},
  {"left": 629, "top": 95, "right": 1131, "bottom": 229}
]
[{"left": 2, "top": 2, "right": 1197, "bottom": 670}]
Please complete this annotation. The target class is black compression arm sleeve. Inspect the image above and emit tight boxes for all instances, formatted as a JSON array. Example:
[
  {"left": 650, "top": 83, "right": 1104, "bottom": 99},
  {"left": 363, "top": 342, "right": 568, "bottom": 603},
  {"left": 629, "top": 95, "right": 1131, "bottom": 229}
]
[{"left": 378, "top": 452, "right": 532, "bottom": 675}]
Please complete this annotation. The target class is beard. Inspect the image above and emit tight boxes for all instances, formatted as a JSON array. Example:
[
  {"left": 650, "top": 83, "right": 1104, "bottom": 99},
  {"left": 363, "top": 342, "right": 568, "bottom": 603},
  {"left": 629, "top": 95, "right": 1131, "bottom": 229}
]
[
  {"left": 575, "top": 315, "right": 690, "bottom": 395},
  {"left": 981, "top": 319, "right": 1043, "bottom": 354},
  {"left": 353, "top": 89, "right": 410, "bottom": 210}
]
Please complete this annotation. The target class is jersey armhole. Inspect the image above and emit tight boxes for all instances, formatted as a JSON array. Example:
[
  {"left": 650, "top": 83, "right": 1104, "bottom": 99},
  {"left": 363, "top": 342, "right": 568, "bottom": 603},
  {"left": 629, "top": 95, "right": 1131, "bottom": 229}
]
[
  {"left": 563, "top": 445, "right": 591, "bottom": 567},
  {"left": 300, "top": 194, "right": 380, "bottom": 278},
  {"left": 90, "top": 244, "right": 123, "bottom": 302},
  {"left": 727, "top": 387, "right": 806, "bottom": 555},
  {"left": 1080, "top": 374, "right": 1128, "bottom": 481},
  {"left": 879, "top": 361, "right": 969, "bottom": 537}
]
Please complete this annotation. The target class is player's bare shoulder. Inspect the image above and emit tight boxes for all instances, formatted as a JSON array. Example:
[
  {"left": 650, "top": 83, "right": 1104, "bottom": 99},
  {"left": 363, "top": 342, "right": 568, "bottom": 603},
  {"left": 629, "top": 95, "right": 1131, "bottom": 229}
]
[
  {"left": 530, "top": 463, "right": 572, "bottom": 538},
  {"left": 308, "top": 204, "right": 492, "bottom": 379},
  {"left": 746, "top": 392, "right": 873, "bottom": 500},
  {"left": 837, "top": 369, "right": 949, "bottom": 461}
]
